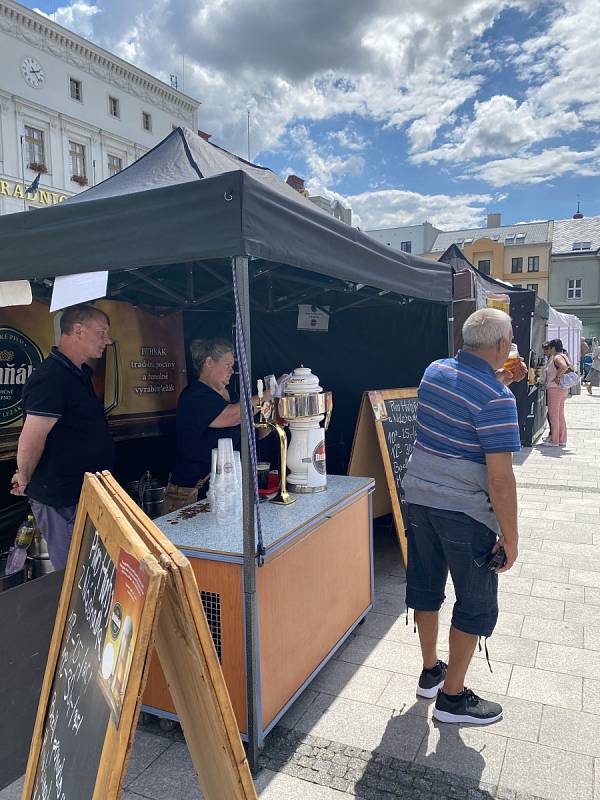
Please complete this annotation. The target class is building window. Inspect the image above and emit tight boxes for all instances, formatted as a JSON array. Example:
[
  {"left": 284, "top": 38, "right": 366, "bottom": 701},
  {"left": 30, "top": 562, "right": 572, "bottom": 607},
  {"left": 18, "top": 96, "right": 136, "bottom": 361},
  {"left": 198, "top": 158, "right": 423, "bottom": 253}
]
[
  {"left": 572, "top": 242, "right": 592, "bottom": 251},
  {"left": 107, "top": 154, "right": 122, "bottom": 176},
  {"left": 400, "top": 241, "right": 412, "bottom": 253},
  {"left": 108, "top": 96, "right": 120, "bottom": 117},
  {"left": 528, "top": 256, "right": 540, "bottom": 272},
  {"left": 24, "top": 125, "right": 45, "bottom": 170},
  {"left": 567, "top": 279, "right": 582, "bottom": 300},
  {"left": 142, "top": 112, "right": 152, "bottom": 131},
  {"left": 526, "top": 283, "right": 538, "bottom": 293},
  {"left": 69, "top": 140, "right": 87, "bottom": 184},
  {"left": 511, "top": 257, "right": 523, "bottom": 273},
  {"left": 69, "top": 77, "right": 82, "bottom": 102},
  {"left": 478, "top": 260, "right": 491, "bottom": 275}
]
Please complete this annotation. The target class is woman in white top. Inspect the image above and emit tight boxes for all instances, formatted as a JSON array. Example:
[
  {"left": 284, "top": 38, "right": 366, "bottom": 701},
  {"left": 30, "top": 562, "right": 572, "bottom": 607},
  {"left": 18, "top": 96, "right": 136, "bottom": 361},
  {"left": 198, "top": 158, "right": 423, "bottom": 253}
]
[
  {"left": 543, "top": 339, "right": 570, "bottom": 447},
  {"left": 586, "top": 337, "right": 600, "bottom": 396}
]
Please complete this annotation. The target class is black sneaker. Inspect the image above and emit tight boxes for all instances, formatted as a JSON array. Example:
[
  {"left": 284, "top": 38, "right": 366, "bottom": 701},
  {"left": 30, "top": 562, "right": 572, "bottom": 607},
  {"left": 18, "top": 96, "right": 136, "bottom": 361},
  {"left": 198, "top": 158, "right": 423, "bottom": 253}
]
[
  {"left": 433, "top": 688, "right": 503, "bottom": 725},
  {"left": 416, "top": 660, "right": 447, "bottom": 699}
]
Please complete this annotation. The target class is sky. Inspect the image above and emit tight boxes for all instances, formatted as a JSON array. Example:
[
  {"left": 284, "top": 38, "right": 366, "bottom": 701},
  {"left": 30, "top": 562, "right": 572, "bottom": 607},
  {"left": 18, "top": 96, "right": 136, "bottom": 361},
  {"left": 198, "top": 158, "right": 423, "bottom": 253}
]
[{"left": 23, "top": 0, "right": 600, "bottom": 231}]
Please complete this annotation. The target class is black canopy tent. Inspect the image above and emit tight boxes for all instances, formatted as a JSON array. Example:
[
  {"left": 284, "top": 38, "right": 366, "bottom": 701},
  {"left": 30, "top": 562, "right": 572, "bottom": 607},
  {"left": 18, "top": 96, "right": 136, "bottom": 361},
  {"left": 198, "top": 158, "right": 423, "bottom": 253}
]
[
  {"left": 440, "top": 244, "right": 549, "bottom": 445},
  {"left": 0, "top": 128, "right": 453, "bottom": 772}
]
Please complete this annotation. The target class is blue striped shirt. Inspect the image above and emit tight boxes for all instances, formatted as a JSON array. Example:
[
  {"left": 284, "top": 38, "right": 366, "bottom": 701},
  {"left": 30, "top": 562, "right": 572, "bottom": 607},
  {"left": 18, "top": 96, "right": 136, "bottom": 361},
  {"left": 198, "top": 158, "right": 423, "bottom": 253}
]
[{"left": 414, "top": 349, "right": 521, "bottom": 464}]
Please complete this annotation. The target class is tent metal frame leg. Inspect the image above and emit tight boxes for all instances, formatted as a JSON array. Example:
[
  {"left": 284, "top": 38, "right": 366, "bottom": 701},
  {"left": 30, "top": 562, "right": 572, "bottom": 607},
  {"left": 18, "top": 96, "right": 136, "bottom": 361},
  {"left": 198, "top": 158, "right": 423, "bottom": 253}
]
[{"left": 234, "top": 254, "right": 262, "bottom": 773}]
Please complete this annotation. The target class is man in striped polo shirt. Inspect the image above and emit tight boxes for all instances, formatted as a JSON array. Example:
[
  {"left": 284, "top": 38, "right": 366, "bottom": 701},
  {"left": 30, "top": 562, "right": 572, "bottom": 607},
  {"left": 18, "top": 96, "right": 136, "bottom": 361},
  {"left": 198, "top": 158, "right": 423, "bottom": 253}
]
[{"left": 403, "top": 308, "right": 525, "bottom": 725}]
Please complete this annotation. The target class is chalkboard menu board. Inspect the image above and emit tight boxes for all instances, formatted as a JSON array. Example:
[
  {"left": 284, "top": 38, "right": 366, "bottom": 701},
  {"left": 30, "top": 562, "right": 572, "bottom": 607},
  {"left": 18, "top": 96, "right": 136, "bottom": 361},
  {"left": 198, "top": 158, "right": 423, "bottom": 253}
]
[
  {"left": 348, "top": 389, "right": 418, "bottom": 566},
  {"left": 379, "top": 396, "right": 418, "bottom": 499},
  {"left": 23, "top": 475, "right": 164, "bottom": 800},
  {"left": 32, "top": 520, "right": 114, "bottom": 799}
]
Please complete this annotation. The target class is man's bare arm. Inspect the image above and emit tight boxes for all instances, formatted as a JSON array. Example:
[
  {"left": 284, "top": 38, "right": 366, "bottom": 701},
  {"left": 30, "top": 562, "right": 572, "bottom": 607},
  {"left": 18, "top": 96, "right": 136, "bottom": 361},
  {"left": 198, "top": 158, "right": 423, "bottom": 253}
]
[
  {"left": 11, "top": 415, "right": 58, "bottom": 495},
  {"left": 485, "top": 451, "right": 518, "bottom": 573}
]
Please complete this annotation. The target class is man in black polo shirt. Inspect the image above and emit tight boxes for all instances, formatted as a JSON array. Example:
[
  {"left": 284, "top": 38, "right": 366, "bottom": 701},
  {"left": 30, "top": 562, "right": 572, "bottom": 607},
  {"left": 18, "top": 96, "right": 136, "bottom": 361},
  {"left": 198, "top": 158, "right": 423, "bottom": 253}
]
[{"left": 10, "top": 304, "right": 114, "bottom": 569}]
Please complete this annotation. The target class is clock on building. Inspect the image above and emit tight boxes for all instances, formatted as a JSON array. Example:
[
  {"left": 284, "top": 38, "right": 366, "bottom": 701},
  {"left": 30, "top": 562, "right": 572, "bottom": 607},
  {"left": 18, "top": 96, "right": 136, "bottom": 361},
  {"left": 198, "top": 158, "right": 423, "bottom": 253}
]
[{"left": 21, "top": 57, "right": 45, "bottom": 89}]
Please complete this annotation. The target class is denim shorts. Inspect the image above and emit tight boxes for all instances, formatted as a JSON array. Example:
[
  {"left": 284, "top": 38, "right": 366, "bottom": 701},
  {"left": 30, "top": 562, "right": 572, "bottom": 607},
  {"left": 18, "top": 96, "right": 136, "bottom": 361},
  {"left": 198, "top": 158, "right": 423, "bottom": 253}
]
[{"left": 405, "top": 503, "right": 499, "bottom": 637}]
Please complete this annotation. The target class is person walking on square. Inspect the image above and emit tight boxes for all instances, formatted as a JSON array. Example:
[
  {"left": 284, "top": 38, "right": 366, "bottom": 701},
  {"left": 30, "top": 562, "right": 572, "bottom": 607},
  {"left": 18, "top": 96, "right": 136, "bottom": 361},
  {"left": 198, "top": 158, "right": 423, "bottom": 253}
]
[
  {"left": 10, "top": 304, "right": 114, "bottom": 570},
  {"left": 403, "top": 308, "right": 525, "bottom": 725},
  {"left": 543, "top": 339, "right": 570, "bottom": 445},
  {"left": 586, "top": 337, "right": 600, "bottom": 396}
]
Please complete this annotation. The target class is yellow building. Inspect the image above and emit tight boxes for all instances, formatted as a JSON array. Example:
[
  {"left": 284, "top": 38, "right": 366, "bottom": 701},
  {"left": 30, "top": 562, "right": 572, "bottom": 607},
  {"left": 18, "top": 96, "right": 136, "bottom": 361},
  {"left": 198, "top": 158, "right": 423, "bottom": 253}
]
[{"left": 427, "top": 215, "right": 553, "bottom": 300}]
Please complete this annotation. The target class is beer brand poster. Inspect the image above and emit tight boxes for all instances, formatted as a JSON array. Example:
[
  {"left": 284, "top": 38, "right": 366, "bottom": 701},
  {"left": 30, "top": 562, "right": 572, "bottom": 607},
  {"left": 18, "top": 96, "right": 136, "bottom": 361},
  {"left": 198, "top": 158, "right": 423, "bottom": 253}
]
[
  {"left": 98, "top": 548, "right": 149, "bottom": 727},
  {"left": 0, "top": 299, "right": 187, "bottom": 456},
  {"left": 368, "top": 390, "right": 389, "bottom": 422}
]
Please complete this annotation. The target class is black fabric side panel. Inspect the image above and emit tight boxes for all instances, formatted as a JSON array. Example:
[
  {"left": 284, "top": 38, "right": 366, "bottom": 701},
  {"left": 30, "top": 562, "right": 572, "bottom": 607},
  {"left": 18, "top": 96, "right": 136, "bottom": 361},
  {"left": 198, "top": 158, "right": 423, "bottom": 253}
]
[
  {"left": 0, "top": 175, "right": 244, "bottom": 280},
  {"left": 248, "top": 302, "right": 448, "bottom": 475},
  {"left": 0, "top": 570, "right": 63, "bottom": 789}
]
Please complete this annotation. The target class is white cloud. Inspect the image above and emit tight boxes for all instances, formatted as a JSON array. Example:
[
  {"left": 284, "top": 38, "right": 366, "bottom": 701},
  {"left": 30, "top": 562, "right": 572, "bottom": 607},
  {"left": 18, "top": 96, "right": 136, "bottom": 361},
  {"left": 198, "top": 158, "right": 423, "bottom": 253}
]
[
  {"left": 288, "top": 125, "right": 365, "bottom": 187},
  {"left": 41, "top": 0, "right": 543, "bottom": 159},
  {"left": 413, "top": 95, "right": 579, "bottom": 165},
  {"left": 345, "top": 188, "right": 495, "bottom": 230},
  {"left": 328, "top": 126, "right": 368, "bottom": 152},
  {"left": 469, "top": 144, "right": 600, "bottom": 187}
]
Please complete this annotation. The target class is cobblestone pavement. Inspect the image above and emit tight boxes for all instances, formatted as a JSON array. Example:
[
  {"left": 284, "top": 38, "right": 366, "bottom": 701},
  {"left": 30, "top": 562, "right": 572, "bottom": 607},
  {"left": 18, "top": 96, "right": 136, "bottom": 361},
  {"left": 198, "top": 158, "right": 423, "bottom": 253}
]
[{"left": 2, "top": 393, "right": 599, "bottom": 800}]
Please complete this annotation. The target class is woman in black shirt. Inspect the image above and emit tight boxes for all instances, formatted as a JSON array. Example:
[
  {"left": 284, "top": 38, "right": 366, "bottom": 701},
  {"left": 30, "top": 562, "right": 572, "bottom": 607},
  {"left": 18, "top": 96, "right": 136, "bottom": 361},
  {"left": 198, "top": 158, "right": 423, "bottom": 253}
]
[{"left": 166, "top": 338, "right": 267, "bottom": 512}]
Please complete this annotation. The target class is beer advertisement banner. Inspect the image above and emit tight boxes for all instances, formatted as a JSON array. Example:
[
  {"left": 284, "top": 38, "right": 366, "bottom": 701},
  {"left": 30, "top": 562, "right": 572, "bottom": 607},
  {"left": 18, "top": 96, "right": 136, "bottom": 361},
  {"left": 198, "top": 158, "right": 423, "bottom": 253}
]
[{"left": 0, "top": 300, "right": 187, "bottom": 458}]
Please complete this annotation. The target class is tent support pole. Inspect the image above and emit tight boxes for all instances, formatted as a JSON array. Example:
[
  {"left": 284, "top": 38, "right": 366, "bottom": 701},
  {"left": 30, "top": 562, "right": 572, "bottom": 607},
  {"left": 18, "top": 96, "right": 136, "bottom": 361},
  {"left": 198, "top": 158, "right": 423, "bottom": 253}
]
[
  {"left": 234, "top": 255, "right": 262, "bottom": 772},
  {"left": 447, "top": 302, "right": 454, "bottom": 357}
]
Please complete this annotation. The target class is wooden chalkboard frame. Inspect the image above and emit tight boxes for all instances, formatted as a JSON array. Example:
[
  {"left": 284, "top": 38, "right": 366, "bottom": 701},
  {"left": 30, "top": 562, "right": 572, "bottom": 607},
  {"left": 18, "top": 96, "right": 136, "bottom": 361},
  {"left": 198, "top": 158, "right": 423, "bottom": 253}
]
[
  {"left": 348, "top": 388, "right": 418, "bottom": 566},
  {"left": 98, "top": 471, "right": 257, "bottom": 800},
  {"left": 22, "top": 474, "right": 165, "bottom": 800}
]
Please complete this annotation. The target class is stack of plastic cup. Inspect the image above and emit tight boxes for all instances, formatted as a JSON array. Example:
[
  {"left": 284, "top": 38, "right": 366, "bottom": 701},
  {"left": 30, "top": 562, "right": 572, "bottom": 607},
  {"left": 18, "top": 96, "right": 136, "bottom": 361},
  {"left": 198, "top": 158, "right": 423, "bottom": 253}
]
[
  {"left": 214, "top": 439, "right": 238, "bottom": 524},
  {"left": 206, "top": 448, "right": 218, "bottom": 513}
]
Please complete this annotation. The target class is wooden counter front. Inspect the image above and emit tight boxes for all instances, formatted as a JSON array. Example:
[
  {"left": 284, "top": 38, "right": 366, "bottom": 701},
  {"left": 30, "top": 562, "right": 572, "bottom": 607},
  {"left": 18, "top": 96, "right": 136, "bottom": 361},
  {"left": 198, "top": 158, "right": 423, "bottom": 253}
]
[{"left": 142, "top": 476, "right": 374, "bottom": 739}]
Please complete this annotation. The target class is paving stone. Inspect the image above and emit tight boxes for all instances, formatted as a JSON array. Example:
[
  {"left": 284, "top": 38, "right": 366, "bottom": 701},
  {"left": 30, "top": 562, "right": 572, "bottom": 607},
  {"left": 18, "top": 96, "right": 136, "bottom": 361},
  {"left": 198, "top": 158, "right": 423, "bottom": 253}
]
[
  {"left": 278, "top": 689, "right": 320, "bottom": 730},
  {"left": 338, "top": 635, "right": 424, "bottom": 677},
  {"left": 507, "top": 665, "right": 582, "bottom": 710},
  {"left": 536, "top": 641, "right": 600, "bottom": 679},
  {"left": 583, "top": 679, "right": 600, "bottom": 716},
  {"left": 498, "top": 575, "right": 533, "bottom": 595},
  {"left": 517, "top": 549, "right": 564, "bottom": 567},
  {"left": 570, "top": 569, "right": 600, "bottom": 588},
  {"left": 497, "top": 592, "right": 565, "bottom": 620},
  {"left": 584, "top": 625, "right": 600, "bottom": 652},
  {"left": 124, "top": 730, "right": 174, "bottom": 787},
  {"left": 531, "top": 579, "right": 585, "bottom": 602},
  {"left": 520, "top": 616, "right": 584, "bottom": 648},
  {"left": 416, "top": 724, "right": 507, "bottom": 784},
  {"left": 295, "top": 693, "right": 427, "bottom": 761},
  {"left": 585, "top": 586, "right": 600, "bottom": 606},
  {"left": 500, "top": 739, "right": 594, "bottom": 800},
  {"left": 375, "top": 671, "right": 433, "bottom": 717},
  {"left": 521, "top": 508, "right": 576, "bottom": 521},
  {"left": 565, "top": 601, "right": 600, "bottom": 625},
  {"left": 520, "top": 563, "right": 569, "bottom": 583},
  {"left": 471, "top": 631, "right": 538, "bottom": 668},
  {"left": 311, "top": 659, "right": 393, "bottom": 705},
  {"left": 126, "top": 741, "right": 202, "bottom": 800},
  {"left": 539, "top": 705, "right": 600, "bottom": 757},
  {"left": 0, "top": 777, "right": 24, "bottom": 800}
]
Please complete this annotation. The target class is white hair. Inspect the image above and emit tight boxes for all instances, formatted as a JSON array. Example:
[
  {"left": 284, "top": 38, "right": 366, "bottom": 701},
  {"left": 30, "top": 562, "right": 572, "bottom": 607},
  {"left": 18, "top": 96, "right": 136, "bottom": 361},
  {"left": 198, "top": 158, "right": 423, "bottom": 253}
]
[{"left": 462, "top": 308, "right": 512, "bottom": 350}]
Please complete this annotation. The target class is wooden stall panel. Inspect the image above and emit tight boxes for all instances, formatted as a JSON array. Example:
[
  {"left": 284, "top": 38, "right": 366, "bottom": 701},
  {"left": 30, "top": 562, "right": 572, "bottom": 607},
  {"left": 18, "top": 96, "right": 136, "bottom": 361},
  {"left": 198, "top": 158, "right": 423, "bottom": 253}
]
[
  {"left": 258, "top": 494, "right": 372, "bottom": 728},
  {"left": 142, "top": 559, "right": 247, "bottom": 733}
]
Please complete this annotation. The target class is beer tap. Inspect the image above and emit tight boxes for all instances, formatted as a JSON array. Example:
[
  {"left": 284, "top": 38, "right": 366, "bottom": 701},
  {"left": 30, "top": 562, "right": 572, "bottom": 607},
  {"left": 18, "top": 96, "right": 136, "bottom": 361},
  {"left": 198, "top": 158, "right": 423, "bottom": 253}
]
[{"left": 254, "top": 379, "right": 295, "bottom": 505}]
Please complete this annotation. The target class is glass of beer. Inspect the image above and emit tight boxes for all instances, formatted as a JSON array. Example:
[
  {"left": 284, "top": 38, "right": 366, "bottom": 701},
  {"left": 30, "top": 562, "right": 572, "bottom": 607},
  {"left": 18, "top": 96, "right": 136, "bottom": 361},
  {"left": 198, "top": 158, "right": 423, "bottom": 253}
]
[{"left": 503, "top": 343, "right": 521, "bottom": 380}]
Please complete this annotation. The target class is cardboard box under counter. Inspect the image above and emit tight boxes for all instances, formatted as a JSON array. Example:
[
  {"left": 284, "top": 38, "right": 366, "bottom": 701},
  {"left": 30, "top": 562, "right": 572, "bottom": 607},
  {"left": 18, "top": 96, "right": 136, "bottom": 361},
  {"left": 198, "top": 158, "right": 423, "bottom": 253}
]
[{"left": 142, "top": 475, "right": 375, "bottom": 741}]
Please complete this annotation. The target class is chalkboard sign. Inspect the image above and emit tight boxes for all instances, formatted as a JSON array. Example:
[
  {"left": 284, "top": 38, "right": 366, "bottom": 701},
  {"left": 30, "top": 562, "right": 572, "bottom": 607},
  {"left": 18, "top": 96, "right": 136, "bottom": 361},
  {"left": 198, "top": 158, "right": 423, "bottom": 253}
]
[
  {"left": 23, "top": 475, "right": 165, "bottom": 800},
  {"left": 348, "top": 389, "right": 418, "bottom": 565},
  {"left": 379, "top": 396, "right": 418, "bottom": 498}
]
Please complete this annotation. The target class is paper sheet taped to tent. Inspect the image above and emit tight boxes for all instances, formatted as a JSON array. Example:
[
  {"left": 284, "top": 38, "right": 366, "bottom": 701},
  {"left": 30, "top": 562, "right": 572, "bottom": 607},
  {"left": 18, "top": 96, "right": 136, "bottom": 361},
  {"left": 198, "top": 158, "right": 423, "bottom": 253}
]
[{"left": 348, "top": 388, "right": 418, "bottom": 566}]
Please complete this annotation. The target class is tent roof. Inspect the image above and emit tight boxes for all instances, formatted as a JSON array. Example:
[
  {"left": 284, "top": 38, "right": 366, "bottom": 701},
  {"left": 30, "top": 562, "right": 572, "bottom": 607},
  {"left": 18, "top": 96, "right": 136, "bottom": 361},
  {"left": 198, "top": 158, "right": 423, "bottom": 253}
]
[{"left": 0, "top": 128, "right": 452, "bottom": 303}]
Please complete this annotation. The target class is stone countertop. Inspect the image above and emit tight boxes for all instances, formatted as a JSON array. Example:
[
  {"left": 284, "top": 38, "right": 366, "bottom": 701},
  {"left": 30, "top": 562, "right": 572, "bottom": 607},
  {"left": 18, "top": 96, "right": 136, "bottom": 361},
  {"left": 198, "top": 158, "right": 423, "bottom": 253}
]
[{"left": 153, "top": 474, "right": 374, "bottom": 558}]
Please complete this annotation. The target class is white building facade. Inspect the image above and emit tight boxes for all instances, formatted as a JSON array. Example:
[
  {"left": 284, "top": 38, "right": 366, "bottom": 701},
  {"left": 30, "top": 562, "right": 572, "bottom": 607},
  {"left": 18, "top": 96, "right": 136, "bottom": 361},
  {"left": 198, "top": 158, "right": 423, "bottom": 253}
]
[{"left": 0, "top": 0, "right": 199, "bottom": 215}]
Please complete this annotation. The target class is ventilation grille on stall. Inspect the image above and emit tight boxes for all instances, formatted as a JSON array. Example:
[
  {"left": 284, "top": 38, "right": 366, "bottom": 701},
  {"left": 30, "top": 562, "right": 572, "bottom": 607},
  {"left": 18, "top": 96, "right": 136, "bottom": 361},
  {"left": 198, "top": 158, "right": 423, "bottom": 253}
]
[{"left": 200, "top": 590, "right": 222, "bottom": 662}]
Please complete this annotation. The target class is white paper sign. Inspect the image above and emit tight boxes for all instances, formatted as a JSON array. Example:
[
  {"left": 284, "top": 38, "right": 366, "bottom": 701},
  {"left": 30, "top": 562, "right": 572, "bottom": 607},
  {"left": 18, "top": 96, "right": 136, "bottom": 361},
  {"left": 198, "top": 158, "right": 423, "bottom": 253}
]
[
  {"left": 50, "top": 271, "right": 109, "bottom": 312},
  {"left": 0, "top": 280, "right": 32, "bottom": 307},
  {"left": 297, "top": 304, "right": 330, "bottom": 332}
]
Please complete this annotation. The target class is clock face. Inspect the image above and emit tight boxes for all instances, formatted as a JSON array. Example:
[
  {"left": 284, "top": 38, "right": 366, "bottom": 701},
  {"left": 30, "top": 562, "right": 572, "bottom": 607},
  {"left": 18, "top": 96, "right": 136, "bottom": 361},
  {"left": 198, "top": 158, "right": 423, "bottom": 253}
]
[{"left": 21, "top": 57, "right": 45, "bottom": 89}]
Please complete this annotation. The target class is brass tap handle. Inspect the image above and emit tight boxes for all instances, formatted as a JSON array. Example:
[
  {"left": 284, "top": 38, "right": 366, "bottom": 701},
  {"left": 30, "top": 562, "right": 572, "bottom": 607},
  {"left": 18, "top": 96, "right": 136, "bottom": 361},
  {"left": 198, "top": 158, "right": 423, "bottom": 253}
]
[{"left": 254, "top": 420, "right": 295, "bottom": 505}]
